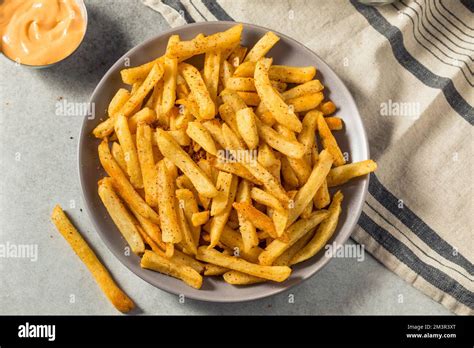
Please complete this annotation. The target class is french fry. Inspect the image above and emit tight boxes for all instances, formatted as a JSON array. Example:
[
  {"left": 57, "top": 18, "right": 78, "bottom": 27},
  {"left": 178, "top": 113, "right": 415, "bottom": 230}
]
[
  {"left": 291, "top": 191, "right": 343, "bottom": 265},
  {"left": 220, "top": 89, "right": 247, "bottom": 112},
  {"left": 298, "top": 110, "right": 319, "bottom": 166},
  {"left": 155, "top": 129, "right": 218, "bottom": 198},
  {"left": 235, "top": 61, "right": 316, "bottom": 84},
  {"left": 258, "top": 210, "right": 329, "bottom": 265},
  {"left": 111, "top": 142, "right": 128, "bottom": 175},
  {"left": 327, "top": 160, "right": 377, "bottom": 187},
  {"left": 121, "top": 57, "right": 162, "bottom": 85},
  {"left": 204, "top": 263, "right": 229, "bottom": 276},
  {"left": 254, "top": 58, "right": 302, "bottom": 132},
  {"left": 226, "top": 77, "right": 286, "bottom": 92},
  {"left": 203, "top": 50, "right": 221, "bottom": 103},
  {"left": 176, "top": 189, "right": 201, "bottom": 247},
  {"left": 244, "top": 31, "right": 280, "bottom": 62},
  {"left": 93, "top": 89, "right": 130, "bottom": 138},
  {"left": 136, "top": 123, "right": 159, "bottom": 207},
  {"left": 318, "top": 100, "right": 337, "bottom": 115},
  {"left": 51, "top": 205, "right": 135, "bottom": 313},
  {"left": 119, "top": 63, "right": 164, "bottom": 117},
  {"left": 167, "top": 24, "right": 243, "bottom": 60},
  {"left": 161, "top": 36, "right": 179, "bottom": 115},
  {"left": 98, "top": 140, "right": 160, "bottom": 224},
  {"left": 235, "top": 180, "right": 258, "bottom": 253},
  {"left": 281, "top": 156, "right": 299, "bottom": 190},
  {"left": 242, "top": 157, "right": 289, "bottom": 205},
  {"left": 228, "top": 45, "right": 248, "bottom": 66},
  {"left": 250, "top": 187, "right": 284, "bottom": 211},
  {"left": 209, "top": 174, "right": 238, "bottom": 248},
  {"left": 219, "top": 60, "right": 235, "bottom": 89},
  {"left": 317, "top": 112, "right": 345, "bottom": 166},
  {"left": 177, "top": 202, "right": 198, "bottom": 255},
  {"left": 287, "top": 149, "right": 333, "bottom": 226},
  {"left": 212, "top": 158, "right": 262, "bottom": 185},
  {"left": 179, "top": 63, "right": 216, "bottom": 119},
  {"left": 281, "top": 79, "right": 324, "bottom": 100},
  {"left": 196, "top": 247, "right": 291, "bottom": 282},
  {"left": 114, "top": 114, "right": 143, "bottom": 189},
  {"left": 314, "top": 180, "right": 331, "bottom": 209},
  {"left": 232, "top": 202, "right": 277, "bottom": 238},
  {"left": 273, "top": 227, "right": 315, "bottom": 266},
  {"left": 325, "top": 116, "right": 344, "bottom": 131},
  {"left": 191, "top": 210, "right": 210, "bottom": 227},
  {"left": 98, "top": 178, "right": 145, "bottom": 254},
  {"left": 219, "top": 226, "right": 262, "bottom": 263},
  {"left": 157, "top": 160, "right": 182, "bottom": 244},
  {"left": 186, "top": 121, "right": 218, "bottom": 156},
  {"left": 223, "top": 270, "right": 266, "bottom": 285},
  {"left": 128, "top": 107, "right": 156, "bottom": 134},
  {"left": 256, "top": 119, "right": 305, "bottom": 159},
  {"left": 129, "top": 206, "right": 164, "bottom": 250},
  {"left": 211, "top": 172, "right": 234, "bottom": 216},
  {"left": 287, "top": 92, "right": 324, "bottom": 113},
  {"left": 218, "top": 103, "right": 240, "bottom": 136},
  {"left": 236, "top": 107, "right": 259, "bottom": 150},
  {"left": 141, "top": 250, "right": 202, "bottom": 289},
  {"left": 236, "top": 91, "right": 261, "bottom": 106}
]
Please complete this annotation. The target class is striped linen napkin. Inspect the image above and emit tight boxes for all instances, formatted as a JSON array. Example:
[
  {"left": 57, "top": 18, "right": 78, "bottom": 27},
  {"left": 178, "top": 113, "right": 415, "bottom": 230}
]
[{"left": 142, "top": 0, "right": 473, "bottom": 315}]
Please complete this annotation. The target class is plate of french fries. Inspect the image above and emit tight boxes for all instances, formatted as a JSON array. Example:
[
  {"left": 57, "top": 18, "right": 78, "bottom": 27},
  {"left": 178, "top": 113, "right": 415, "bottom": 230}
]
[{"left": 78, "top": 22, "right": 377, "bottom": 302}]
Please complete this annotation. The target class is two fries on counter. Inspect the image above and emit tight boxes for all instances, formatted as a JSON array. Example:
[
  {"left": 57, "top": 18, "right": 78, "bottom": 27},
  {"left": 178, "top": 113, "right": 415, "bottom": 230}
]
[{"left": 54, "top": 24, "right": 377, "bottom": 302}]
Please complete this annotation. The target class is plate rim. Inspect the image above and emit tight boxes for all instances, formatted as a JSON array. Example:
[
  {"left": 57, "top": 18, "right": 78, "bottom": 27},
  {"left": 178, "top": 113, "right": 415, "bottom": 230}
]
[{"left": 78, "top": 21, "right": 370, "bottom": 303}]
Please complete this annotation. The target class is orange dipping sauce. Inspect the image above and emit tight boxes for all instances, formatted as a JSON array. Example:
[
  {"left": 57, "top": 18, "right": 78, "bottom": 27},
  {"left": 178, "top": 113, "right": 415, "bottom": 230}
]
[{"left": 0, "top": 0, "right": 86, "bottom": 66}]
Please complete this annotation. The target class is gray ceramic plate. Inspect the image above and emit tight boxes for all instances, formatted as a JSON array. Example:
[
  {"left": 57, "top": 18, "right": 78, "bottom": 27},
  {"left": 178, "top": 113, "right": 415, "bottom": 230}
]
[{"left": 78, "top": 22, "right": 369, "bottom": 302}]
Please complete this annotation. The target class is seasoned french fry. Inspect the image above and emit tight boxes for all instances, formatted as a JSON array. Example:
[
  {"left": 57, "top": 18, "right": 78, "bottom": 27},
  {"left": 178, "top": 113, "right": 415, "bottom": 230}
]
[
  {"left": 219, "top": 60, "right": 235, "bottom": 89},
  {"left": 128, "top": 107, "right": 156, "bottom": 134},
  {"left": 161, "top": 36, "right": 179, "bottom": 115},
  {"left": 111, "top": 142, "right": 128, "bottom": 175},
  {"left": 314, "top": 180, "right": 330, "bottom": 209},
  {"left": 254, "top": 58, "right": 302, "bottom": 132},
  {"left": 136, "top": 123, "right": 159, "bottom": 207},
  {"left": 256, "top": 119, "right": 305, "bottom": 159},
  {"left": 167, "top": 24, "right": 243, "bottom": 60},
  {"left": 212, "top": 159, "right": 262, "bottom": 185},
  {"left": 211, "top": 172, "right": 234, "bottom": 216},
  {"left": 120, "top": 63, "right": 164, "bottom": 117},
  {"left": 287, "top": 149, "right": 333, "bottom": 226},
  {"left": 192, "top": 210, "right": 210, "bottom": 227},
  {"left": 319, "top": 100, "right": 337, "bottom": 115},
  {"left": 281, "top": 79, "right": 324, "bottom": 100},
  {"left": 258, "top": 210, "right": 329, "bottom": 265},
  {"left": 156, "top": 129, "right": 218, "bottom": 198},
  {"left": 242, "top": 158, "right": 289, "bottom": 205},
  {"left": 209, "top": 174, "right": 238, "bottom": 248},
  {"left": 223, "top": 270, "right": 266, "bottom": 285},
  {"left": 177, "top": 202, "right": 198, "bottom": 255},
  {"left": 98, "top": 140, "right": 160, "bottom": 224},
  {"left": 196, "top": 247, "right": 291, "bottom": 282},
  {"left": 250, "top": 187, "right": 284, "bottom": 211},
  {"left": 157, "top": 160, "right": 182, "bottom": 244},
  {"left": 235, "top": 180, "right": 258, "bottom": 253},
  {"left": 219, "top": 226, "right": 262, "bottom": 263},
  {"left": 141, "top": 250, "right": 202, "bottom": 289},
  {"left": 317, "top": 112, "right": 345, "bottom": 167},
  {"left": 327, "top": 160, "right": 377, "bottom": 187},
  {"left": 235, "top": 61, "right": 316, "bottom": 84},
  {"left": 236, "top": 91, "right": 260, "bottom": 106},
  {"left": 235, "top": 107, "right": 259, "bottom": 150},
  {"left": 287, "top": 92, "right": 324, "bottom": 113},
  {"left": 176, "top": 189, "right": 201, "bottom": 247},
  {"left": 273, "top": 227, "right": 315, "bottom": 266},
  {"left": 93, "top": 89, "right": 130, "bottom": 138},
  {"left": 226, "top": 77, "right": 286, "bottom": 93},
  {"left": 114, "top": 114, "right": 143, "bottom": 189},
  {"left": 186, "top": 121, "right": 218, "bottom": 156},
  {"left": 204, "top": 263, "right": 229, "bottom": 276},
  {"left": 244, "top": 31, "right": 280, "bottom": 62},
  {"left": 291, "top": 191, "right": 343, "bottom": 264},
  {"left": 228, "top": 45, "right": 248, "bottom": 66},
  {"left": 232, "top": 202, "right": 277, "bottom": 238},
  {"left": 325, "top": 116, "right": 344, "bottom": 131},
  {"left": 179, "top": 63, "right": 215, "bottom": 119},
  {"left": 203, "top": 50, "right": 221, "bottom": 103},
  {"left": 98, "top": 178, "right": 145, "bottom": 254},
  {"left": 51, "top": 205, "right": 135, "bottom": 313}
]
